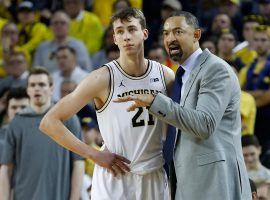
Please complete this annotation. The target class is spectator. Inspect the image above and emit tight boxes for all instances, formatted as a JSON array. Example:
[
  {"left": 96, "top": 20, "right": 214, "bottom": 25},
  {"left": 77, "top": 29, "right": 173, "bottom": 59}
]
[
  {"left": 234, "top": 15, "right": 263, "bottom": 66},
  {"left": 239, "top": 25, "right": 270, "bottom": 162},
  {"left": 60, "top": 79, "right": 97, "bottom": 127},
  {"left": 16, "top": 1, "right": 48, "bottom": 54},
  {"left": 242, "top": 135, "right": 270, "bottom": 186},
  {"left": 0, "top": 87, "right": 29, "bottom": 168},
  {"left": 52, "top": 45, "right": 88, "bottom": 101},
  {"left": 258, "top": 0, "right": 270, "bottom": 25},
  {"left": 0, "top": 22, "right": 30, "bottom": 78},
  {"left": 0, "top": 51, "right": 29, "bottom": 95},
  {"left": 217, "top": 28, "right": 237, "bottom": 62},
  {"left": 91, "top": 26, "right": 117, "bottom": 68},
  {"left": 64, "top": 0, "right": 103, "bottom": 55},
  {"left": 0, "top": 67, "right": 84, "bottom": 200},
  {"left": 217, "top": 28, "right": 244, "bottom": 70},
  {"left": 202, "top": 13, "right": 232, "bottom": 41},
  {"left": 146, "top": 43, "right": 176, "bottom": 73},
  {"left": 33, "top": 11, "right": 92, "bottom": 73},
  {"left": 200, "top": 36, "right": 217, "bottom": 54},
  {"left": 146, "top": 0, "right": 182, "bottom": 53},
  {"left": 147, "top": 44, "right": 166, "bottom": 65},
  {"left": 218, "top": 0, "right": 243, "bottom": 40},
  {"left": 60, "top": 78, "right": 78, "bottom": 98}
]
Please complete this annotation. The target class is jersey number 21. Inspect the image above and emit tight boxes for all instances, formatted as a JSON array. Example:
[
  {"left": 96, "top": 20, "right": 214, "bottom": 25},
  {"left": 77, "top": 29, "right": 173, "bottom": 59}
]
[{"left": 132, "top": 107, "right": 155, "bottom": 127}]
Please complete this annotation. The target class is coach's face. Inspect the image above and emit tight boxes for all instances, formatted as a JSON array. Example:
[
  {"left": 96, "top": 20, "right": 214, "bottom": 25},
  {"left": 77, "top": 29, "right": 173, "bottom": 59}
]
[{"left": 163, "top": 16, "right": 200, "bottom": 64}]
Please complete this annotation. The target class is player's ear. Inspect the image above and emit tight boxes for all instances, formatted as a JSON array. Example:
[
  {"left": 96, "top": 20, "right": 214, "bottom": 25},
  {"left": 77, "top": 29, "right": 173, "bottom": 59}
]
[
  {"left": 113, "top": 34, "right": 118, "bottom": 45},
  {"left": 143, "top": 29, "right": 149, "bottom": 40}
]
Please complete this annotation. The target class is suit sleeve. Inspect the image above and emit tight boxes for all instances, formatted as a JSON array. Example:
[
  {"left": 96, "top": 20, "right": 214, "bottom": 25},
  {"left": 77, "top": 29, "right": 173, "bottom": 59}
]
[{"left": 149, "top": 62, "right": 235, "bottom": 140}]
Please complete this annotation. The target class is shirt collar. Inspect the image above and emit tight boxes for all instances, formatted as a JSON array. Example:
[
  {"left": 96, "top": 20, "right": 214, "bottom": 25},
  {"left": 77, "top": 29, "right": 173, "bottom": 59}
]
[{"left": 181, "top": 48, "right": 202, "bottom": 72}]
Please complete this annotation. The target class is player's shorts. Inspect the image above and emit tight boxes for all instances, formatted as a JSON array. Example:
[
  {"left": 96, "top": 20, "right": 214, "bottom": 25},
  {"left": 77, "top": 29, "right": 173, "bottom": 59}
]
[{"left": 91, "top": 165, "right": 169, "bottom": 200}]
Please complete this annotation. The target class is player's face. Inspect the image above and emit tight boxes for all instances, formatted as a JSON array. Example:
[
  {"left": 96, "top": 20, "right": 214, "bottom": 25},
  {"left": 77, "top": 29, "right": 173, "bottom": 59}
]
[
  {"left": 27, "top": 74, "right": 53, "bottom": 107},
  {"left": 7, "top": 98, "right": 29, "bottom": 122},
  {"left": 243, "top": 145, "right": 261, "bottom": 170},
  {"left": 163, "top": 16, "right": 200, "bottom": 64},
  {"left": 113, "top": 17, "right": 148, "bottom": 56}
]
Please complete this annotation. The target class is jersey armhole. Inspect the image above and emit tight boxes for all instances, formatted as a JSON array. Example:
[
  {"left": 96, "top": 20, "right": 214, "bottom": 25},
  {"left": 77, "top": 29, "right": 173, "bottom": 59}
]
[{"left": 96, "top": 64, "right": 114, "bottom": 113}]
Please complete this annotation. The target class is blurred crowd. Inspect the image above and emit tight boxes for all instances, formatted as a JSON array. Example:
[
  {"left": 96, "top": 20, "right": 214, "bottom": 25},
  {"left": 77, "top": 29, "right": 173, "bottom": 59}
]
[{"left": 0, "top": 0, "right": 270, "bottom": 199}]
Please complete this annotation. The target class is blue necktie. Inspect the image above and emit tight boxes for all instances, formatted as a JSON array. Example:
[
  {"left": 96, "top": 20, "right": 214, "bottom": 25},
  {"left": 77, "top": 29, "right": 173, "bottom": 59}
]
[{"left": 163, "top": 66, "right": 185, "bottom": 165}]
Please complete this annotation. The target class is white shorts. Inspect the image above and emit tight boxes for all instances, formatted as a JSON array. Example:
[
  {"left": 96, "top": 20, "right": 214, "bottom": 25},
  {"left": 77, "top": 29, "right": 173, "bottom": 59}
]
[{"left": 91, "top": 165, "right": 169, "bottom": 200}]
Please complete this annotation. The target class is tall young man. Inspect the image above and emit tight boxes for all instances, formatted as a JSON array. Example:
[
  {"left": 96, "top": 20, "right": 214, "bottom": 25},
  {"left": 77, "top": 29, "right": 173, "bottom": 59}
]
[{"left": 40, "top": 8, "right": 174, "bottom": 199}]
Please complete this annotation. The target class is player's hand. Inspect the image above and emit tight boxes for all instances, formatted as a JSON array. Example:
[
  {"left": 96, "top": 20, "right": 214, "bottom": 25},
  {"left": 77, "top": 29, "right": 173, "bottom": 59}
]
[
  {"left": 92, "top": 150, "right": 131, "bottom": 176},
  {"left": 113, "top": 94, "right": 155, "bottom": 111}
]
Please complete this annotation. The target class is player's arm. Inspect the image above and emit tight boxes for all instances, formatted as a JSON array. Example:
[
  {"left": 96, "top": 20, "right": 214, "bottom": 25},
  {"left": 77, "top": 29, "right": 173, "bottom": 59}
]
[
  {"left": 0, "top": 164, "right": 13, "bottom": 200},
  {"left": 69, "top": 160, "right": 84, "bottom": 200},
  {"left": 40, "top": 67, "right": 130, "bottom": 176}
]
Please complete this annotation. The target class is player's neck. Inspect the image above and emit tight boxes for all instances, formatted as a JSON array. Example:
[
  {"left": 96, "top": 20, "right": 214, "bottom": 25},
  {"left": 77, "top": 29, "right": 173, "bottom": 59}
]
[{"left": 118, "top": 52, "right": 147, "bottom": 76}]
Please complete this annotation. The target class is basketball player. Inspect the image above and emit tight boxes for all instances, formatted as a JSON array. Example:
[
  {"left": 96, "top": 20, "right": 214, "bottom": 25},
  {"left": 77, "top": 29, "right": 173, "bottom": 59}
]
[{"left": 40, "top": 8, "right": 174, "bottom": 199}]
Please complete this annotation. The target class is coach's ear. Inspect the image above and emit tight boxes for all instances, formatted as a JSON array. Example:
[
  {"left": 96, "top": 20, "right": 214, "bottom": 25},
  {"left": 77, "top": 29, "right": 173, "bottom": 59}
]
[{"left": 194, "top": 28, "right": 201, "bottom": 43}]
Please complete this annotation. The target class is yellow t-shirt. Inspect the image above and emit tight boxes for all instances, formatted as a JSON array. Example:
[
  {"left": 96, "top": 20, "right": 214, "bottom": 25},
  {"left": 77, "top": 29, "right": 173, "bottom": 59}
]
[
  {"left": 69, "top": 11, "right": 103, "bottom": 55},
  {"left": 17, "top": 22, "right": 48, "bottom": 54},
  {"left": 241, "top": 91, "right": 256, "bottom": 135},
  {"left": 234, "top": 46, "right": 257, "bottom": 67}
]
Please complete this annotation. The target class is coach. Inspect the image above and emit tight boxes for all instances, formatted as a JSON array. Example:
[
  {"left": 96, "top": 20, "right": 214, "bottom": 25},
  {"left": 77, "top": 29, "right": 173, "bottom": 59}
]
[{"left": 115, "top": 11, "right": 252, "bottom": 200}]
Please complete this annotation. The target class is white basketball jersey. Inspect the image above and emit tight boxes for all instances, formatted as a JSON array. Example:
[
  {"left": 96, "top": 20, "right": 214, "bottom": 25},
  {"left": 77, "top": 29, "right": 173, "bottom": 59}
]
[{"left": 96, "top": 60, "right": 167, "bottom": 175}]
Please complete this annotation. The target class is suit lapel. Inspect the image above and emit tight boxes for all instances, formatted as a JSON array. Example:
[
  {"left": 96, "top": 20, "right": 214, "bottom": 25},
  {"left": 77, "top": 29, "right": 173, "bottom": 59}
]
[{"left": 180, "top": 49, "right": 211, "bottom": 106}]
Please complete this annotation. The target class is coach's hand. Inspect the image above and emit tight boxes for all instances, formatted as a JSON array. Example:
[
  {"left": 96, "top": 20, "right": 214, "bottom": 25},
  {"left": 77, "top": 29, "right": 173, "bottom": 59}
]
[
  {"left": 92, "top": 150, "right": 131, "bottom": 176},
  {"left": 113, "top": 94, "right": 155, "bottom": 111}
]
